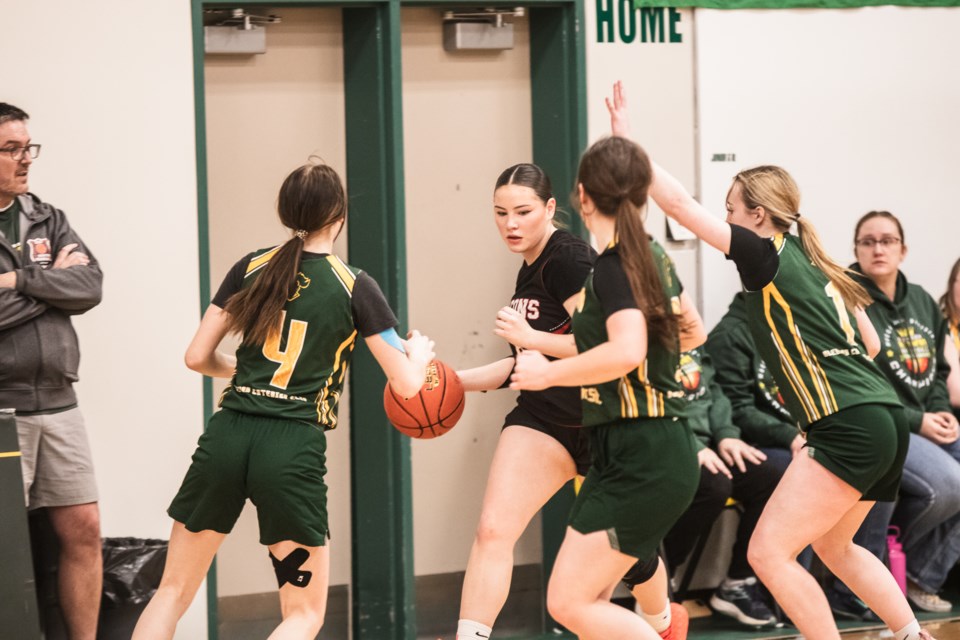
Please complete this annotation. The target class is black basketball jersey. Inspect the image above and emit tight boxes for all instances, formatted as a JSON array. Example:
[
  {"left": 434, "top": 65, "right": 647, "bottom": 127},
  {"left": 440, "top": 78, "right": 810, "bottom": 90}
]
[{"left": 510, "top": 229, "right": 596, "bottom": 427}]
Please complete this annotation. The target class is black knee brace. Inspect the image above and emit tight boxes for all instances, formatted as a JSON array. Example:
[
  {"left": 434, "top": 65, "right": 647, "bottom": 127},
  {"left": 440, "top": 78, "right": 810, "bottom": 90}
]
[
  {"left": 269, "top": 547, "right": 313, "bottom": 589},
  {"left": 621, "top": 553, "right": 659, "bottom": 590}
]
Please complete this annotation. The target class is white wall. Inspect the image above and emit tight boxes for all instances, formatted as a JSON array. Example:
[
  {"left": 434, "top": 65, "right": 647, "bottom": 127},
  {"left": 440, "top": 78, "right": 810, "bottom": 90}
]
[
  {"left": 696, "top": 6, "right": 960, "bottom": 328},
  {"left": 4, "top": 1, "right": 206, "bottom": 636}
]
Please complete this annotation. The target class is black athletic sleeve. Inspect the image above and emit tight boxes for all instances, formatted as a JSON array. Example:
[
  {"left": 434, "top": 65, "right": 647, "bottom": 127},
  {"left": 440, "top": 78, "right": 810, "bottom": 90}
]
[
  {"left": 541, "top": 242, "right": 596, "bottom": 304},
  {"left": 352, "top": 272, "right": 399, "bottom": 337},
  {"left": 211, "top": 254, "right": 251, "bottom": 308},
  {"left": 592, "top": 252, "right": 639, "bottom": 319},
  {"left": 726, "top": 224, "right": 780, "bottom": 291}
]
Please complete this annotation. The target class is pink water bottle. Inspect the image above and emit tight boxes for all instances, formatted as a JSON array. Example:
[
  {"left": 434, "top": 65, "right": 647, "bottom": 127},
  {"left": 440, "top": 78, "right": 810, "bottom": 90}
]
[{"left": 887, "top": 526, "right": 907, "bottom": 595}]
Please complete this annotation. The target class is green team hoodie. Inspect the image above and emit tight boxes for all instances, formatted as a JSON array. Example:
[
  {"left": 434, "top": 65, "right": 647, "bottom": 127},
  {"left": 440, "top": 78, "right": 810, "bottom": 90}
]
[
  {"left": 679, "top": 347, "right": 742, "bottom": 451},
  {"left": 853, "top": 264, "right": 953, "bottom": 432},
  {"left": 705, "top": 293, "right": 799, "bottom": 449}
]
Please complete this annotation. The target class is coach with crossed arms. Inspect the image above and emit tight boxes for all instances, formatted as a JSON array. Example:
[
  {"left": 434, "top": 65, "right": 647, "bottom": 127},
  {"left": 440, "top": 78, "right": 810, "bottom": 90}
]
[{"left": 0, "top": 103, "right": 104, "bottom": 640}]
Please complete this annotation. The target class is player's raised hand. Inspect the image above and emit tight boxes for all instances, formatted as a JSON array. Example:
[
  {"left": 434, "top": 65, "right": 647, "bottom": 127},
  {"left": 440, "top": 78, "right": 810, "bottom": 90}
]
[
  {"left": 510, "top": 350, "right": 551, "bottom": 391},
  {"left": 605, "top": 80, "right": 632, "bottom": 139}
]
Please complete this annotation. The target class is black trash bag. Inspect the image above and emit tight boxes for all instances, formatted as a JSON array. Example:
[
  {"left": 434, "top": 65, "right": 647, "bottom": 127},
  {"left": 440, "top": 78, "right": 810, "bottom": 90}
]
[{"left": 101, "top": 537, "right": 168, "bottom": 609}]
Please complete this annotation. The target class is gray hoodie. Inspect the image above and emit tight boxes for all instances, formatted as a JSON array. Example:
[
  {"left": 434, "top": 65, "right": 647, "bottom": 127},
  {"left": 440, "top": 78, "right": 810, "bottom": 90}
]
[{"left": 0, "top": 193, "right": 102, "bottom": 413}]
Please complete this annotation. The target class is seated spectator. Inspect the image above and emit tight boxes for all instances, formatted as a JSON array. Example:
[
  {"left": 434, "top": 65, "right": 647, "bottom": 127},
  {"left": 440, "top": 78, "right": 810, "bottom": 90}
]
[
  {"left": 707, "top": 291, "right": 891, "bottom": 622},
  {"left": 852, "top": 210, "right": 960, "bottom": 613},
  {"left": 940, "top": 257, "right": 960, "bottom": 419}
]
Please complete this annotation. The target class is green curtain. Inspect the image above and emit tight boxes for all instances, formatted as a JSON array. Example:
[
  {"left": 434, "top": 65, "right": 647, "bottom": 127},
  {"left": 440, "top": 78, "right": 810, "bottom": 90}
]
[{"left": 634, "top": 0, "right": 960, "bottom": 7}]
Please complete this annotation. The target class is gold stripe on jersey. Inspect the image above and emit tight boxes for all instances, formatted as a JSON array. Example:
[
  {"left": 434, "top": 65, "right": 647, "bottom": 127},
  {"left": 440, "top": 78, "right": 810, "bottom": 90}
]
[
  {"left": 798, "top": 324, "right": 839, "bottom": 413},
  {"left": 619, "top": 377, "right": 639, "bottom": 418},
  {"left": 767, "top": 285, "right": 837, "bottom": 414},
  {"left": 763, "top": 287, "right": 820, "bottom": 423},
  {"left": 316, "top": 329, "right": 358, "bottom": 428},
  {"left": 772, "top": 234, "right": 786, "bottom": 253},
  {"left": 326, "top": 256, "right": 356, "bottom": 296},
  {"left": 764, "top": 284, "right": 840, "bottom": 420},
  {"left": 246, "top": 246, "right": 283, "bottom": 276}
]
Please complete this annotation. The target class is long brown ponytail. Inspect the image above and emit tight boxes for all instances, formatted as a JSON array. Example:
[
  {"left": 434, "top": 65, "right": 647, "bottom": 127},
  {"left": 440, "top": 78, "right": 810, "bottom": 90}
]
[
  {"left": 224, "top": 162, "right": 347, "bottom": 346},
  {"left": 734, "top": 165, "right": 871, "bottom": 310},
  {"left": 578, "top": 137, "right": 678, "bottom": 348}
]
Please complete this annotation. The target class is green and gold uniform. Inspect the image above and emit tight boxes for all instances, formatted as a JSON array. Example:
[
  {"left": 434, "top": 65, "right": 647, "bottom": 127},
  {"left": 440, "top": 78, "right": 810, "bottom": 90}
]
[
  {"left": 568, "top": 239, "right": 699, "bottom": 560},
  {"left": 169, "top": 248, "right": 398, "bottom": 546},
  {"left": 728, "top": 225, "right": 906, "bottom": 500}
]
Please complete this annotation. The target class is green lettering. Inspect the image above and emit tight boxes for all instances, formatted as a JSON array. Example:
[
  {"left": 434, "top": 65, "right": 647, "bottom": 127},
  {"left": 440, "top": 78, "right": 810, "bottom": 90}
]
[
  {"left": 640, "top": 7, "right": 664, "bottom": 43},
  {"left": 669, "top": 8, "right": 682, "bottom": 43},
  {"left": 619, "top": 0, "right": 636, "bottom": 43},
  {"left": 597, "top": 0, "right": 615, "bottom": 43}
]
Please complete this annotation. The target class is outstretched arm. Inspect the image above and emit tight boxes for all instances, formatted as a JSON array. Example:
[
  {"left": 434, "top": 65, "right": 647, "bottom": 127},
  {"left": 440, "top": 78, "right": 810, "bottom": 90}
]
[
  {"left": 366, "top": 329, "right": 435, "bottom": 399},
  {"left": 511, "top": 309, "right": 646, "bottom": 390},
  {"left": 457, "top": 357, "right": 515, "bottom": 393},
  {"left": 607, "top": 81, "right": 732, "bottom": 254}
]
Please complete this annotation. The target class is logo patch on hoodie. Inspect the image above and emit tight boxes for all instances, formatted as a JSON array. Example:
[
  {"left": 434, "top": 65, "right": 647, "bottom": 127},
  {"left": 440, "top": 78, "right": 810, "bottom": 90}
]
[
  {"left": 882, "top": 320, "right": 936, "bottom": 389},
  {"left": 27, "top": 238, "right": 52, "bottom": 266}
]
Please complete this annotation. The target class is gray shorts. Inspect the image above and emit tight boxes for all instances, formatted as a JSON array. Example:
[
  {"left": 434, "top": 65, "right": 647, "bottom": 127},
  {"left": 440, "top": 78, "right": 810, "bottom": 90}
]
[{"left": 17, "top": 407, "right": 98, "bottom": 509}]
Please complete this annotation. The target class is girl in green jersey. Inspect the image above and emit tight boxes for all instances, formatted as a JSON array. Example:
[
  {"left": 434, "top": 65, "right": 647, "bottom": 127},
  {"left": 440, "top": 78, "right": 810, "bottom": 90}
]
[
  {"left": 134, "top": 163, "right": 435, "bottom": 640},
  {"left": 511, "top": 136, "right": 701, "bottom": 639},
  {"left": 606, "top": 82, "right": 933, "bottom": 640}
]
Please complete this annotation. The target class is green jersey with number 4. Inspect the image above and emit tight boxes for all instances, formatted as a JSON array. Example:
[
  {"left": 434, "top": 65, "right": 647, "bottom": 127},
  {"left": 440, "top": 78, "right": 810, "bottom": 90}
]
[
  {"left": 744, "top": 234, "right": 899, "bottom": 429},
  {"left": 219, "top": 248, "right": 361, "bottom": 429}
]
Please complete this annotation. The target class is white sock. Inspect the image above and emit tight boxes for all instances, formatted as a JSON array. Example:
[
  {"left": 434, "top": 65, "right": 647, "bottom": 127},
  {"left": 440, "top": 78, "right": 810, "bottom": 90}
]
[
  {"left": 640, "top": 598, "right": 672, "bottom": 633},
  {"left": 894, "top": 620, "right": 922, "bottom": 640},
  {"left": 457, "top": 619, "right": 492, "bottom": 639}
]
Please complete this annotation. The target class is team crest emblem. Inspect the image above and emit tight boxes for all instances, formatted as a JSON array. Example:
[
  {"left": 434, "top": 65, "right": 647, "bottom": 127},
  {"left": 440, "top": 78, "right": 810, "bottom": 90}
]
[
  {"left": 27, "top": 238, "right": 53, "bottom": 265},
  {"left": 883, "top": 322, "right": 935, "bottom": 385},
  {"left": 288, "top": 272, "right": 311, "bottom": 301}
]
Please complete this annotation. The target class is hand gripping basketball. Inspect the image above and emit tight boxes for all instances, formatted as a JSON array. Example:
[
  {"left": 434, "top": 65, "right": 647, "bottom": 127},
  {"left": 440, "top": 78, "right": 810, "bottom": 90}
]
[{"left": 383, "top": 360, "right": 465, "bottom": 439}]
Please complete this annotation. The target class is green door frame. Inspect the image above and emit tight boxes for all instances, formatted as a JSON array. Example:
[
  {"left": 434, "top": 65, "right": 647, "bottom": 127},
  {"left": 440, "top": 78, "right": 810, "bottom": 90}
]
[{"left": 190, "top": 1, "right": 584, "bottom": 638}]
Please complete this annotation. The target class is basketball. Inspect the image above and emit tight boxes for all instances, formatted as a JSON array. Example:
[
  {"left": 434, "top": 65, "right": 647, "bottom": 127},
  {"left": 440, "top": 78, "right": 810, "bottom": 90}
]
[{"left": 383, "top": 360, "right": 465, "bottom": 439}]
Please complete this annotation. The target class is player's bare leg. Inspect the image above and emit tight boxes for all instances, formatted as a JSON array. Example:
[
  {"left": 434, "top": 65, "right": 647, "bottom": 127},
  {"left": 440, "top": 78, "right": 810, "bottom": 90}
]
[
  {"left": 133, "top": 522, "right": 225, "bottom": 640},
  {"left": 458, "top": 426, "right": 576, "bottom": 635}
]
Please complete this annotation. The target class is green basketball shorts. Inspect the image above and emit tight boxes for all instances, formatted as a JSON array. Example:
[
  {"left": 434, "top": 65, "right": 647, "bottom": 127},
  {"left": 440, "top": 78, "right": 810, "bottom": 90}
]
[
  {"left": 570, "top": 417, "right": 699, "bottom": 561},
  {"left": 168, "top": 408, "right": 329, "bottom": 546}
]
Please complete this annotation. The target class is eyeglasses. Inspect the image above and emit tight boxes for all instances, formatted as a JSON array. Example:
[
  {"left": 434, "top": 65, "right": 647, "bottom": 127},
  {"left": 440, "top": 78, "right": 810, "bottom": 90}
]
[
  {"left": 855, "top": 237, "right": 902, "bottom": 249},
  {"left": 0, "top": 144, "right": 41, "bottom": 161}
]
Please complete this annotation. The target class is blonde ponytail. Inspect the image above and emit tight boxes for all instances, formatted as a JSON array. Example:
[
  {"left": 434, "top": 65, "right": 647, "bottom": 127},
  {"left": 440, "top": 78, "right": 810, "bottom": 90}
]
[
  {"left": 735, "top": 165, "right": 870, "bottom": 310},
  {"left": 795, "top": 216, "right": 871, "bottom": 309}
]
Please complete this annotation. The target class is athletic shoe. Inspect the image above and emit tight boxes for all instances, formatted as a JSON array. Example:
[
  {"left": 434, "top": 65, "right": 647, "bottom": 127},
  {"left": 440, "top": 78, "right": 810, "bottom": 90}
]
[
  {"left": 918, "top": 629, "right": 939, "bottom": 640},
  {"left": 710, "top": 577, "right": 778, "bottom": 627},
  {"left": 827, "top": 588, "right": 881, "bottom": 622},
  {"left": 659, "top": 603, "right": 689, "bottom": 640},
  {"left": 907, "top": 583, "right": 952, "bottom": 613}
]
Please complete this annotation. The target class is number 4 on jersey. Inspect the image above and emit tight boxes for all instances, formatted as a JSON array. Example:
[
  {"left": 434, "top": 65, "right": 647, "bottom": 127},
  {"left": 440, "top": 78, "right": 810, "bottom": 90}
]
[{"left": 263, "top": 311, "right": 307, "bottom": 389}]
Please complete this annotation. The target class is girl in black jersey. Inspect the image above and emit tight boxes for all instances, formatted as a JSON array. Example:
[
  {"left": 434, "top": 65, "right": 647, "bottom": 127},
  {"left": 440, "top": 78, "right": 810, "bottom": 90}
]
[
  {"left": 453, "top": 164, "right": 595, "bottom": 640},
  {"left": 133, "top": 163, "right": 435, "bottom": 640},
  {"left": 606, "top": 82, "right": 934, "bottom": 640}
]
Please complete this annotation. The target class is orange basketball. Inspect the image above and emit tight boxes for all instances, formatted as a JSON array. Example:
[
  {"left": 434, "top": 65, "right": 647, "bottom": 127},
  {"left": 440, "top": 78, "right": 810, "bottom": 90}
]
[{"left": 383, "top": 360, "right": 465, "bottom": 439}]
